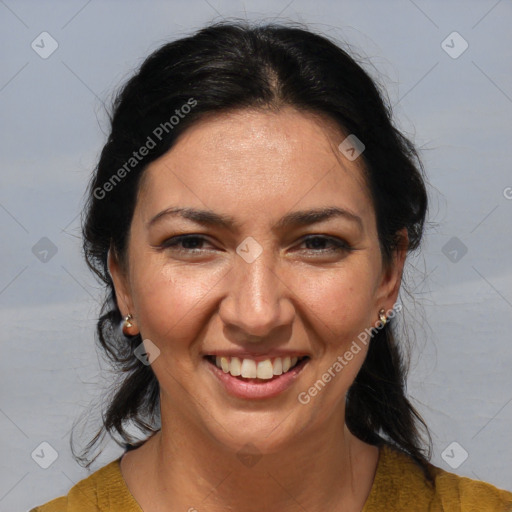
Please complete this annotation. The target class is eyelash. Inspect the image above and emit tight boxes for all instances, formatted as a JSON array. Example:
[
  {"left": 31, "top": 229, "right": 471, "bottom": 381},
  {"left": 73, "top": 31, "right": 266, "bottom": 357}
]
[{"left": 160, "top": 234, "right": 352, "bottom": 255}]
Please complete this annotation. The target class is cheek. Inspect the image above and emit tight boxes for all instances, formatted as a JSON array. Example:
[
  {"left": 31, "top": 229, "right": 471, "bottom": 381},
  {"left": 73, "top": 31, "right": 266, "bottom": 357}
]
[
  {"left": 296, "top": 267, "right": 377, "bottom": 347},
  {"left": 294, "top": 272, "right": 376, "bottom": 417},
  {"left": 131, "top": 262, "right": 227, "bottom": 349}
]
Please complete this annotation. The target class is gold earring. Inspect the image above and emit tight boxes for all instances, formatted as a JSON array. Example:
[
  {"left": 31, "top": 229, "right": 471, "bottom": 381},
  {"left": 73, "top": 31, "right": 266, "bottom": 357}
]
[
  {"left": 122, "top": 314, "right": 136, "bottom": 336},
  {"left": 124, "top": 314, "right": 133, "bottom": 328},
  {"left": 378, "top": 308, "right": 387, "bottom": 326}
]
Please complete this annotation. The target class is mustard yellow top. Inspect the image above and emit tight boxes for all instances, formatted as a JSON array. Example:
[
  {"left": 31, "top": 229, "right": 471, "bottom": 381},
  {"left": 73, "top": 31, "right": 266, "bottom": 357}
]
[{"left": 30, "top": 445, "right": 512, "bottom": 511}]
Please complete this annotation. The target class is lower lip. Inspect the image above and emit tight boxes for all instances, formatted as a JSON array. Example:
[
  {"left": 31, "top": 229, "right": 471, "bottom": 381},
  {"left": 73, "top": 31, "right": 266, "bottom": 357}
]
[{"left": 205, "top": 357, "right": 309, "bottom": 400}]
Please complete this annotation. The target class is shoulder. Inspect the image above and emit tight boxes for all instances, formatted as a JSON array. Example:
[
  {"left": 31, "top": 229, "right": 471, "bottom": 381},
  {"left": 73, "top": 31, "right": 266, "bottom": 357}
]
[
  {"left": 29, "top": 457, "right": 142, "bottom": 512},
  {"left": 29, "top": 496, "right": 67, "bottom": 512},
  {"left": 429, "top": 466, "right": 512, "bottom": 511},
  {"left": 364, "top": 444, "right": 512, "bottom": 512}
]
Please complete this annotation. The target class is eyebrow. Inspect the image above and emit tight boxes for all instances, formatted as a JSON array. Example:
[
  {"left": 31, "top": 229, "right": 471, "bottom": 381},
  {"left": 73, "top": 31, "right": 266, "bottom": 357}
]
[{"left": 148, "top": 206, "right": 363, "bottom": 231}]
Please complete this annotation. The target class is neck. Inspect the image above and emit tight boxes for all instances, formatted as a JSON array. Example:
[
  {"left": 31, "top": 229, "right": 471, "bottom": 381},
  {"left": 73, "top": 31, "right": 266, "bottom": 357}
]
[{"left": 128, "top": 404, "right": 379, "bottom": 512}]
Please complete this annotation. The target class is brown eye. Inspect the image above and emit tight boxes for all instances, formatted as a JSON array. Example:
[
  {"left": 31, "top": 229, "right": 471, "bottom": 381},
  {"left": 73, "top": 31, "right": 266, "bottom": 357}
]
[
  {"left": 161, "top": 235, "right": 214, "bottom": 252},
  {"left": 299, "top": 235, "right": 352, "bottom": 253}
]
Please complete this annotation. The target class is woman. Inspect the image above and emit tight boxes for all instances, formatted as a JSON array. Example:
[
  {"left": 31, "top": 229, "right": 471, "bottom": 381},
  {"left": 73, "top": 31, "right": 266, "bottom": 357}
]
[{"left": 31, "top": 21, "right": 512, "bottom": 511}]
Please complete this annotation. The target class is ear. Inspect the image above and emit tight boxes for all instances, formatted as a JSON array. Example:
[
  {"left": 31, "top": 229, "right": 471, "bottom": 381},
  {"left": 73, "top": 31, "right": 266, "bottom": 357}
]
[
  {"left": 107, "top": 247, "right": 135, "bottom": 320},
  {"left": 374, "top": 228, "right": 408, "bottom": 313}
]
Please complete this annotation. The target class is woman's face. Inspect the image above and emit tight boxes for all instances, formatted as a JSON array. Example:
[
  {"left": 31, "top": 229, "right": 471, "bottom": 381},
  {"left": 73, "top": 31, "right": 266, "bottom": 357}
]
[{"left": 110, "top": 107, "right": 405, "bottom": 452}]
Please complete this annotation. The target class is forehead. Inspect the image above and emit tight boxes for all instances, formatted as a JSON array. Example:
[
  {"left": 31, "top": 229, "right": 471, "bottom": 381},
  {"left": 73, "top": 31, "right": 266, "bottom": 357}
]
[{"left": 137, "top": 108, "right": 374, "bottom": 226}]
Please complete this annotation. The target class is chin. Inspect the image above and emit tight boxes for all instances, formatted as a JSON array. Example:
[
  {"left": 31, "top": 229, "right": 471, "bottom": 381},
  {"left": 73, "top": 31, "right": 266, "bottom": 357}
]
[{"left": 202, "top": 407, "right": 308, "bottom": 457}]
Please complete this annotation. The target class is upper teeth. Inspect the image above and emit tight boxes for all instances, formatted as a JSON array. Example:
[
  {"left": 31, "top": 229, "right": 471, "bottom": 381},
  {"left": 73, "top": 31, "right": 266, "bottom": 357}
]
[{"left": 214, "top": 356, "right": 299, "bottom": 380}]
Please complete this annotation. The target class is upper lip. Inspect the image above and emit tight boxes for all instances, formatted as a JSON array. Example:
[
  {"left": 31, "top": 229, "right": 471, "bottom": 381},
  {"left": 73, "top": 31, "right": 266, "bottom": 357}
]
[{"left": 203, "top": 350, "right": 310, "bottom": 362}]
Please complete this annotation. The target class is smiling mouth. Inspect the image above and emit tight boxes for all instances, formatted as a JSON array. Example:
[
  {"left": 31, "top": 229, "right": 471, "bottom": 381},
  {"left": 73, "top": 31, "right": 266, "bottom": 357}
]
[{"left": 204, "top": 355, "right": 310, "bottom": 381}]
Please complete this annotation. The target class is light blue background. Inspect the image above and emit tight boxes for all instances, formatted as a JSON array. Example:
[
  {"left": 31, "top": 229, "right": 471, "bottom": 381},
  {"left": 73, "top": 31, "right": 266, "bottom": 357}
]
[{"left": 0, "top": 1, "right": 511, "bottom": 510}]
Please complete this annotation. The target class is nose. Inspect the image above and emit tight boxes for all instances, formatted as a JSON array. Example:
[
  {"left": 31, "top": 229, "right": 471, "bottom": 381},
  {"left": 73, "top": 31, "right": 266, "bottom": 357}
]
[{"left": 218, "top": 248, "right": 295, "bottom": 342}]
